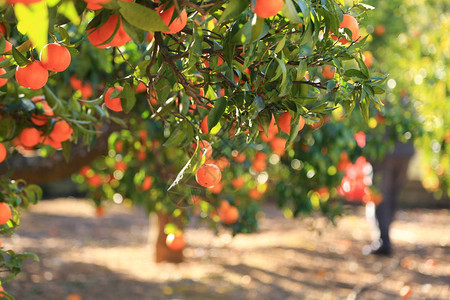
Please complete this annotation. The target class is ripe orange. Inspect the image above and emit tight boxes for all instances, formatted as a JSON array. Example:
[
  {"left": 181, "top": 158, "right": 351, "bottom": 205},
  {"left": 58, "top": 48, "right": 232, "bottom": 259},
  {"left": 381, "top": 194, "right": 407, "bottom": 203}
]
[
  {"left": 95, "top": 206, "right": 105, "bottom": 218},
  {"left": 31, "top": 101, "right": 54, "bottom": 126},
  {"left": 363, "top": 51, "right": 373, "bottom": 67},
  {"left": 79, "top": 166, "right": 91, "bottom": 177},
  {"left": 15, "top": 61, "right": 49, "bottom": 90},
  {"left": 80, "top": 83, "right": 93, "bottom": 99},
  {"left": 40, "top": 43, "right": 71, "bottom": 72},
  {"left": 232, "top": 151, "right": 246, "bottom": 163},
  {"left": 50, "top": 120, "right": 73, "bottom": 142},
  {"left": 192, "top": 140, "right": 212, "bottom": 160},
  {"left": 253, "top": 0, "right": 283, "bottom": 18},
  {"left": 104, "top": 86, "right": 124, "bottom": 112},
  {"left": 218, "top": 201, "right": 239, "bottom": 225},
  {"left": 331, "top": 14, "right": 360, "bottom": 43},
  {"left": 166, "top": 232, "right": 185, "bottom": 251},
  {"left": 19, "top": 128, "right": 41, "bottom": 147},
  {"left": 231, "top": 176, "right": 245, "bottom": 189},
  {"left": 0, "top": 23, "right": 5, "bottom": 36},
  {"left": 252, "top": 159, "right": 267, "bottom": 172},
  {"left": 135, "top": 82, "right": 147, "bottom": 93},
  {"left": 278, "top": 112, "right": 305, "bottom": 134},
  {"left": 195, "top": 164, "right": 221, "bottom": 187},
  {"left": 0, "top": 68, "right": 8, "bottom": 87},
  {"left": 254, "top": 151, "right": 266, "bottom": 161},
  {"left": 115, "top": 161, "right": 127, "bottom": 171},
  {"left": 374, "top": 24, "right": 386, "bottom": 36},
  {"left": 70, "top": 75, "right": 83, "bottom": 90},
  {"left": 209, "top": 181, "right": 223, "bottom": 194},
  {"left": 87, "top": 174, "right": 103, "bottom": 187},
  {"left": 213, "top": 157, "right": 230, "bottom": 170},
  {"left": 0, "top": 40, "right": 12, "bottom": 63},
  {"left": 0, "top": 202, "right": 12, "bottom": 225},
  {"left": 260, "top": 123, "right": 278, "bottom": 142},
  {"left": 84, "top": 0, "right": 109, "bottom": 10},
  {"left": 248, "top": 187, "right": 262, "bottom": 200},
  {"left": 270, "top": 137, "right": 286, "bottom": 156},
  {"left": 158, "top": 5, "right": 188, "bottom": 34},
  {"left": 0, "top": 143, "right": 7, "bottom": 163},
  {"left": 44, "top": 136, "right": 62, "bottom": 149},
  {"left": 322, "top": 65, "right": 335, "bottom": 79},
  {"left": 141, "top": 175, "right": 153, "bottom": 191},
  {"left": 87, "top": 14, "right": 131, "bottom": 48},
  {"left": 200, "top": 116, "right": 209, "bottom": 133}
]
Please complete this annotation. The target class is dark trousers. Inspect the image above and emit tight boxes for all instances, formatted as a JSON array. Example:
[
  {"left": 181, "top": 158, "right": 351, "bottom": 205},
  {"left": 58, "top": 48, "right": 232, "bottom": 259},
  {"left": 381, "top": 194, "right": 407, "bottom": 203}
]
[{"left": 367, "top": 155, "right": 412, "bottom": 250}]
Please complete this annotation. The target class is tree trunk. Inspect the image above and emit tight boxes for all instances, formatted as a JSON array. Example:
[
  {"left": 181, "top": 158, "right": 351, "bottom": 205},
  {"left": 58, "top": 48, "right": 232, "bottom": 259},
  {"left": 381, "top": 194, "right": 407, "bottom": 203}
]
[
  {"left": 0, "top": 122, "right": 122, "bottom": 184},
  {"left": 154, "top": 212, "right": 183, "bottom": 263}
]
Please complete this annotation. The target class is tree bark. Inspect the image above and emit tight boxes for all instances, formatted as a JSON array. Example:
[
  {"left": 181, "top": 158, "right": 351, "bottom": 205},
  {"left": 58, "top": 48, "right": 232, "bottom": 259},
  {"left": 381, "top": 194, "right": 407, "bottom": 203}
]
[
  {"left": 155, "top": 212, "right": 184, "bottom": 263},
  {"left": 0, "top": 122, "right": 122, "bottom": 184}
]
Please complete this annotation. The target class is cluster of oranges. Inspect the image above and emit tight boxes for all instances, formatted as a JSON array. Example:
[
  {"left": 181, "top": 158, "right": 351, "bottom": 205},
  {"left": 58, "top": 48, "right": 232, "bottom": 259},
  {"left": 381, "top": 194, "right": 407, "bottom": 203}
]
[
  {"left": 0, "top": 96, "right": 74, "bottom": 163},
  {"left": 259, "top": 112, "right": 305, "bottom": 156},
  {"left": 17, "top": 96, "right": 73, "bottom": 149},
  {"left": 86, "top": 1, "right": 188, "bottom": 50},
  {"left": 14, "top": 43, "right": 71, "bottom": 90},
  {"left": 337, "top": 151, "right": 381, "bottom": 205}
]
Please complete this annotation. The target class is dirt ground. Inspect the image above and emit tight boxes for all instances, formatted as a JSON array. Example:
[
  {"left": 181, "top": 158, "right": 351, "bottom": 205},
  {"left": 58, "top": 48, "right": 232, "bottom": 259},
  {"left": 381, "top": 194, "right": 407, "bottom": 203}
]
[{"left": 3, "top": 198, "right": 449, "bottom": 300}]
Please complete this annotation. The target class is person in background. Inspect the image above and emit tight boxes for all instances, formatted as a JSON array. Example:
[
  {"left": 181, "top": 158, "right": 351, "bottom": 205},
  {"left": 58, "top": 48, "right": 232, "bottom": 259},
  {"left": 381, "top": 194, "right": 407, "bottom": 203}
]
[{"left": 364, "top": 139, "right": 415, "bottom": 256}]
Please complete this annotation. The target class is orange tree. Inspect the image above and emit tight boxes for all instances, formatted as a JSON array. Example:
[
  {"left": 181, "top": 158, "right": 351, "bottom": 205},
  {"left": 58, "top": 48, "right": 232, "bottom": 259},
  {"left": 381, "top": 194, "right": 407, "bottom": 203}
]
[{"left": 0, "top": 0, "right": 387, "bottom": 296}]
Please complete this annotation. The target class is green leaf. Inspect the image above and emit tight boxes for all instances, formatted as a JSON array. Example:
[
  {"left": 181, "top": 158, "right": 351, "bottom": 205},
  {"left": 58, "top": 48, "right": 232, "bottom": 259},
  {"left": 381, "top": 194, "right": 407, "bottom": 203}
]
[
  {"left": 118, "top": 1, "right": 169, "bottom": 32},
  {"left": 218, "top": 0, "right": 248, "bottom": 24},
  {"left": 251, "top": 16, "right": 266, "bottom": 43},
  {"left": 12, "top": 47, "right": 29, "bottom": 67},
  {"left": 0, "top": 69, "right": 15, "bottom": 79},
  {"left": 359, "top": 97, "right": 369, "bottom": 123},
  {"left": 310, "top": 102, "right": 329, "bottom": 113},
  {"left": 282, "top": 0, "right": 302, "bottom": 24},
  {"left": 122, "top": 18, "right": 145, "bottom": 44},
  {"left": 344, "top": 69, "right": 366, "bottom": 79},
  {"left": 164, "top": 126, "right": 185, "bottom": 147},
  {"left": 207, "top": 97, "right": 227, "bottom": 130},
  {"left": 257, "top": 109, "right": 272, "bottom": 136},
  {"left": 121, "top": 82, "right": 136, "bottom": 113},
  {"left": 274, "top": 35, "right": 286, "bottom": 54},
  {"left": 61, "top": 140, "right": 71, "bottom": 162},
  {"left": 296, "top": 60, "right": 307, "bottom": 81}
]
